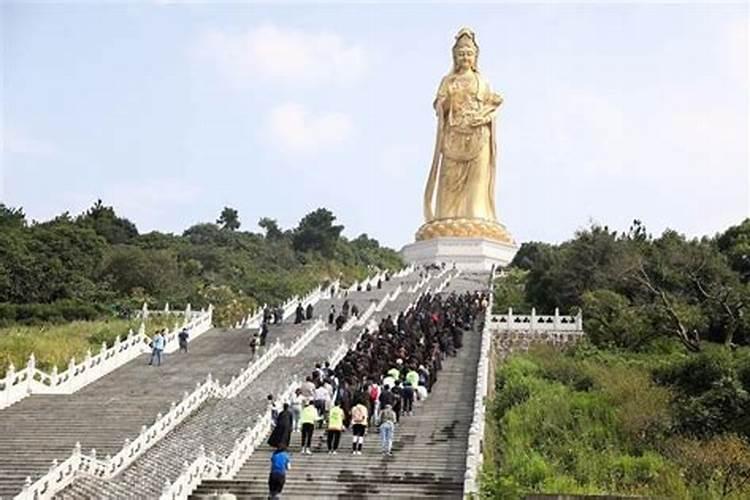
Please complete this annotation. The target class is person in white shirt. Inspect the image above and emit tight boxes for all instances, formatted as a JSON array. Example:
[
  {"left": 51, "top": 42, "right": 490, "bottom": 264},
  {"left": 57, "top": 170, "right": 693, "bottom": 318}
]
[
  {"left": 313, "top": 385, "right": 330, "bottom": 428},
  {"left": 290, "top": 388, "right": 304, "bottom": 432}
]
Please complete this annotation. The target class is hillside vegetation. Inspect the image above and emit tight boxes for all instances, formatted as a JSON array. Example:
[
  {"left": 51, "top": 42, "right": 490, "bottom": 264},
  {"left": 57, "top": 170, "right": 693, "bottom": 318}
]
[
  {"left": 0, "top": 202, "right": 402, "bottom": 374},
  {"left": 484, "top": 219, "right": 750, "bottom": 499}
]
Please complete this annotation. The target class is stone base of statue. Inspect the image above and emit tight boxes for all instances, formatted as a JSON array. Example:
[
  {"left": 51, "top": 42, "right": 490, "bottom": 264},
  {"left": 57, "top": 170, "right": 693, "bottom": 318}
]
[{"left": 401, "top": 237, "right": 518, "bottom": 271}]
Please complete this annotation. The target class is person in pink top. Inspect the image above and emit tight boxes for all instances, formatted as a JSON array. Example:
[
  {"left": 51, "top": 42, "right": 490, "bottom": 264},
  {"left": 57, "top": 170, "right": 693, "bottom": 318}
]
[{"left": 350, "top": 401, "right": 369, "bottom": 455}]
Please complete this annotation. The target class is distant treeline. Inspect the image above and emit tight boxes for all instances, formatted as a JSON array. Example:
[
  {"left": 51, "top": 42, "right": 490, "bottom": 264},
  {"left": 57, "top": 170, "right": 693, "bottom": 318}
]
[
  {"left": 497, "top": 218, "right": 750, "bottom": 350},
  {"left": 0, "top": 202, "right": 403, "bottom": 326}
]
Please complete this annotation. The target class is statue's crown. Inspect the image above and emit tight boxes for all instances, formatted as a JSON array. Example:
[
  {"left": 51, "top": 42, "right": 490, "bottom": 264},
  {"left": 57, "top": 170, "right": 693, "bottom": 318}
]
[{"left": 454, "top": 27, "right": 476, "bottom": 46}]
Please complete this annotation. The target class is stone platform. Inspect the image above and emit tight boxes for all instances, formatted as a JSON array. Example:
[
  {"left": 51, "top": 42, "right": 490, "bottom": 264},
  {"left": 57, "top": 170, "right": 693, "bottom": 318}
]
[{"left": 401, "top": 236, "right": 518, "bottom": 271}]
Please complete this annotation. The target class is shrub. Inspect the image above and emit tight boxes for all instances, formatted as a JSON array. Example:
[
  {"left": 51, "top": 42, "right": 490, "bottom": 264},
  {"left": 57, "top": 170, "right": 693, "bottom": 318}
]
[{"left": 670, "top": 434, "right": 750, "bottom": 498}]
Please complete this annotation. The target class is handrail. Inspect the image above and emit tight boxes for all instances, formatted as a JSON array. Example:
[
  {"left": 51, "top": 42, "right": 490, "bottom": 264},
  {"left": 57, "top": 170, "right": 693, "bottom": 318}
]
[
  {"left": 14, "top": 322, "right": 308, "bottom": 500},
  {"left": 462, "top": 268, "right": 494, "bottom": 497},
  {"left": 1, "top": 307, "right": 214, "bottom": 410},
  {"left": 159, "top": 381, "right": 299, "bottom": 500}
]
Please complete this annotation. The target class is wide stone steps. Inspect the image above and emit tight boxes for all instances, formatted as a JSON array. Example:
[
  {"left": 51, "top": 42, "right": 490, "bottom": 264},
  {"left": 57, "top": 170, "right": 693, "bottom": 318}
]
[
  {"left": 190, "top": 273, "right": 485, "bottom": 500},
  {"left": 0, "top": 325, "right": 283, "bottom": 499},
  {"left": 55, "top": 273, "right": 430, "bottom": 499}
]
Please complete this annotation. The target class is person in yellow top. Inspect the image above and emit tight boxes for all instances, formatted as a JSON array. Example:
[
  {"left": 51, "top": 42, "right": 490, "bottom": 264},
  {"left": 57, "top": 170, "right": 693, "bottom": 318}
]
[
  {"left": 300, "top": 400, "right": 320, "bottom": 455},
  {"left": 326, "top": 404, "right": 345, "bottom": 454},
  {"left": 350, "top": 401, "right": 369, "bottom": 455}
]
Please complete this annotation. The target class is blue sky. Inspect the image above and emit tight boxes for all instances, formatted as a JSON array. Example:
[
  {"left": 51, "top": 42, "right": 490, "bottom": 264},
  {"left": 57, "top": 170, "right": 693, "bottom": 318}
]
[{"left": 2, "top": 1, "right": 748, "bottom": 249}]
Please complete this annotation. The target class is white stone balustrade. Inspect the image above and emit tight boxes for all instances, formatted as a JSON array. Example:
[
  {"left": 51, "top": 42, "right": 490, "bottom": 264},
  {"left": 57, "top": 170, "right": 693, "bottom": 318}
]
[
  {"left": 15, "top": 326, "right": 295, "bottom": 500},
  {"left": 489, "top": 307, "right": 583, "bottom": 332},
  {"left": 463, "top": 270, "right": 495, "bottom": 497},
  {"left": 1, "top": 305, "right": 213, "bottom": 410},
  {"left": 159, "top": 380, "right": 299, "bottom": 500},
  {"left": 244, "top": 280, "right": 338, "bottom": 329},
  {"left": 281, "top": 319, "right": 326, "bottom": 357},
  {"left": 157, "top": 277, "right": 421, "bottom": 500}
]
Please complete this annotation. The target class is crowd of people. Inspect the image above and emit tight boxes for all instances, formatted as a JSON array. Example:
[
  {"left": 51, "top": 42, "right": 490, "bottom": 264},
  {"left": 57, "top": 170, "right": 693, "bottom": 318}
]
[{"left": 264, "top": 287, "right": 489, "bottom": 498}]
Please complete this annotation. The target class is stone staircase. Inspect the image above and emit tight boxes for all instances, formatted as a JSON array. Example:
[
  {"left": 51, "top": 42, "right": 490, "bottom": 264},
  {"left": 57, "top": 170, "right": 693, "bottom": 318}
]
[
  {"left": 52, "top": 271, "right": 437, "bottom": 499},
  {"left": 0, "top": 326, "right": 264, "bottom": 499},
  {"left": 188, "top": 273, "right": 485, "bottom": 499}
]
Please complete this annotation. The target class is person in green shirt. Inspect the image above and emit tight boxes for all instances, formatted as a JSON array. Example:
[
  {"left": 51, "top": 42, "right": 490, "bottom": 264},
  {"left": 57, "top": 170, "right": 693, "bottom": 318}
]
[
  {"left": 387, "top": 366, "right": 401, "bottom": 381},
  {"left": 327, "top": 404, "right": 345, "bottom": 454},
  {"left": 300, "top": 401, "right": 320, "bottom": 454},
  {"left": 406, "top": 368, "right": 419, "bottom": 389}
]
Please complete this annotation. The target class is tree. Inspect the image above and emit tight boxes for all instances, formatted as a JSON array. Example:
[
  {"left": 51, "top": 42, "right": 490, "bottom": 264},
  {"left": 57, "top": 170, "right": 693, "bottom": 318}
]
[
  {"left": 217, "top": 207, "right": 240, "bottom": 231},
  {"left": 258, "top": 217, "right": 284, "bottom": 240},
  {"left": 717, "top": 219, "right": 750, "bottom": 283},
  {"left": 292, "top": 208, "right": 344, "bottom": 256},
  {"left": 77, "top": 199, "right": 138, "bottom": 244},
  {"left": 0, "top": 204, "right": 27, "bottom": 229}
]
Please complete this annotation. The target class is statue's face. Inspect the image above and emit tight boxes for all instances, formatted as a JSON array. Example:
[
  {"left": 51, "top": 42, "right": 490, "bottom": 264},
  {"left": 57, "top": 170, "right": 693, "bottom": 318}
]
[{"left": 454, "top": 45, "right": 476, "bottom": 71}]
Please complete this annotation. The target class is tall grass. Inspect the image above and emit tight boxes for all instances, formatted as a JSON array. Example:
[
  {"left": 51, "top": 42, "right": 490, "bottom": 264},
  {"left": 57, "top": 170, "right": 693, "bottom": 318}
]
[
  {"left": 482, "top": 344, "right": 750, "bottom": 499},
  {"left": 0, "top": 316, "right": 176, "bottom": 377}
]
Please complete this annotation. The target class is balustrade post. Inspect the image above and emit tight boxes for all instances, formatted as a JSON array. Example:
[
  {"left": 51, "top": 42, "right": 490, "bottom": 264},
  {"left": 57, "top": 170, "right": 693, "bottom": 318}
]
[
  {"left": 530, "top": 307, "right": 537, "bottom": 333},
  {"left": 554, "top": 307, "right": 560, "bottom": 330},
  {"left": 26, "top": 354, "right": 36, "bottom": 394},
  {"left": 507, "top": 307, "right": 513, "bottom": 332},
  {"left": 164, "top": 302, "right": 170, "bottom": 313},
  {"left": 575, "top": 308, "right": 583, "bottom": 331},
  {"left": 50, "top": 365, "right": 59, "bottom": 387}
]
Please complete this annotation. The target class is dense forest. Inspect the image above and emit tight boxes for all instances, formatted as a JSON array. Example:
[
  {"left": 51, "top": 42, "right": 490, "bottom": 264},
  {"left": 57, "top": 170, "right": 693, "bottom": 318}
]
[
  {"left": 0, "top": 201, "right": 402, "bottom": 327},
  {"left": 485, "top": 219, "right": 750, "bottom": 498}
]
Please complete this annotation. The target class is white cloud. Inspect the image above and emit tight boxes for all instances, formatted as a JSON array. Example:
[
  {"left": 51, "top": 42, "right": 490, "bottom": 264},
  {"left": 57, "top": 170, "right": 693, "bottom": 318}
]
[
  {"left": 266, "top": 102, "right": 353, "bottom": 155},
  {"left": 194, "top": 24, "right": 367, "bottom": 87}
]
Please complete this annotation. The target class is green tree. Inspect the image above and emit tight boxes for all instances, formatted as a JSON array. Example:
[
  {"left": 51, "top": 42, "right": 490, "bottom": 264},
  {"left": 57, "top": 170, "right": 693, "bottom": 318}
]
[
  {"left": 77, "top": 199, "right": 138, "bottom": 244},
  {"left": 717, "top": 219, "right": 750, "bottom": 283},
  {"left": 0, "top": 204, "right": 27, "bottom": 229},
  {"left": 258, "top": 217, "right": 284, "bottom": 240},
  {"left": 217, "top": 207, "right": 240, "bottom": 231},
  {"left": 292, "top": 208, "right": 344, "bottom": 256}
]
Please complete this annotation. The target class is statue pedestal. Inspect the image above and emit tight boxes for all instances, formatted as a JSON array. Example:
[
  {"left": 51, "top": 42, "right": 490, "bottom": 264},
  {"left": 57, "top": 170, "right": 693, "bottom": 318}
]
[{"left": 400, "top": 237, "right": 519, "bottom": 271}]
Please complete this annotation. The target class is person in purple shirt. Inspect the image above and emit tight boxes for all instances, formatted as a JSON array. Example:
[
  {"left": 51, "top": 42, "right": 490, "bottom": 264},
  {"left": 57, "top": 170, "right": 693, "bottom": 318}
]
[{"left": 268, "top": 448, "right": 290, "bottom": 499}]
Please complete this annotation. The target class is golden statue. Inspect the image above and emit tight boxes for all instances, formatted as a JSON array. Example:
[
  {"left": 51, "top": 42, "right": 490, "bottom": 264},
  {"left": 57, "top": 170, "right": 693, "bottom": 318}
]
[{"left": 417, "top": 28, "right": 514, "bottom": 244}]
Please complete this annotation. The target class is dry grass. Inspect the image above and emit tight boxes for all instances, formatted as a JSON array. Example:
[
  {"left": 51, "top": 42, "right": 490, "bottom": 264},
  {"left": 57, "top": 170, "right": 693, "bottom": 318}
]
[{"left": 0, "top": 315, "right": 176, "bottom": 377}]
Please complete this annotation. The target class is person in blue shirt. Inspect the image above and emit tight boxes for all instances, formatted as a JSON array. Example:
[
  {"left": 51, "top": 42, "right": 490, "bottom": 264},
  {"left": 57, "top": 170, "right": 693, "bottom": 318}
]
[
  {"left": 148, "top": 330, "right": 166, "bottom": 366},
  {"left": 268, "top": 448, "right": 290, "bottom": 499}
]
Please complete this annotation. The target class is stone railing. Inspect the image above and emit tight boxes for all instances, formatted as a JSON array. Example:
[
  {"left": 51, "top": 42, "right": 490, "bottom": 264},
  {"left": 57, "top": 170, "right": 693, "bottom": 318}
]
[
  {"left": 137, "top": 302, "right": 205, "bottom": 321},
  {"left": 242, "top": 280, "right": 339, "bottom": 329},
  {"left": 407, "top": 273, "right": 431, "bottom": 293},
  {"left": 15, "top": 329, "right": 289, "bottom": 500},
  {"left": 1, "top": 306, "right": 213, "bottom": 410},
  {"left": 392, "top": 264, "right": 415, "bottom": 278},
  {"left": 159, "top": 381, "right": 299, "bottom": 500},
  {"left": 489, "top": 307, "right": 583, "bottom": 332},
  {"left": 281, "top": 319, "right": 326, "bottom": 357},
  {"left": 462, "top": 271, "right": 494, "bottom": 497},
  {"left": 327, "top": 339, "right": 350, "bottom": 367},
  {"left": 354, "top": 302, "right": 377, "bottom": 327}
]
